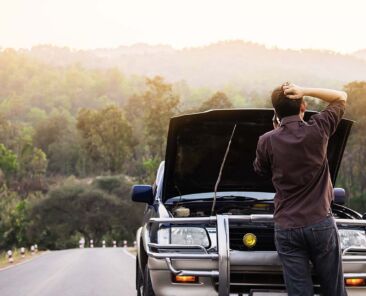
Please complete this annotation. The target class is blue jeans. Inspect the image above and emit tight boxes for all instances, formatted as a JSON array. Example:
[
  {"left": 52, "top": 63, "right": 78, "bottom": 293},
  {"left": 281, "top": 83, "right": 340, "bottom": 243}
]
[{"left": 274, "top": 216, "right": 347, "bottom": 296}]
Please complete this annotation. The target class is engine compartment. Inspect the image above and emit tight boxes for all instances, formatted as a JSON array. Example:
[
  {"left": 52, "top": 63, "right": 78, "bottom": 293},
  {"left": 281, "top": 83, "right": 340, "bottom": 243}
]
[
  {"left": 167, "top": 200, "right": 361, "bottom": 219},
  {"left": 168, "top": 200, "right": 275, "bottom": 217}
]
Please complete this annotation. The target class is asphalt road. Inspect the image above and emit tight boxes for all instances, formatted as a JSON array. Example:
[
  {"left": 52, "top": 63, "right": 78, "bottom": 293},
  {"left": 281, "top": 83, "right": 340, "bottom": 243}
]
[{"left": 0, "top": 248, "right": 136, "bottom": 296}]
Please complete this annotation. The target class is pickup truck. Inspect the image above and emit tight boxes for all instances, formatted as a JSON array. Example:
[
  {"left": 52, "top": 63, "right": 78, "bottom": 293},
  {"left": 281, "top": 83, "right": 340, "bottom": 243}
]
[{"left": 132, "top": 109, "right": 366, "bottom": 296}]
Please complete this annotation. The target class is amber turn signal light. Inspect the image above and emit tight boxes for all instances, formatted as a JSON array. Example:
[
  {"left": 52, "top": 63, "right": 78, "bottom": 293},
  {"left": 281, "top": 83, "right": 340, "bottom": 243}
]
[
  {"left": 173, "top": 275, "right": 198, "bottom": 283},
  {"left": 345, "top": 278, "right": 366, "bottom": 286}
]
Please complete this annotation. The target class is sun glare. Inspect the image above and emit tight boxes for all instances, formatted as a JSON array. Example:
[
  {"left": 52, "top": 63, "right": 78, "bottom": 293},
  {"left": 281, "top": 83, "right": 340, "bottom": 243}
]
[{"left": 0, "top": 0, "right": 366, "bottom": 52}]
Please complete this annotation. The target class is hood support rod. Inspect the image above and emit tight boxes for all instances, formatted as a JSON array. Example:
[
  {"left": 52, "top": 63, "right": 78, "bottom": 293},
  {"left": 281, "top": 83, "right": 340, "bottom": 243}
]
[{"left": 210, "top": 124, "right": 237, "bottom": 216}]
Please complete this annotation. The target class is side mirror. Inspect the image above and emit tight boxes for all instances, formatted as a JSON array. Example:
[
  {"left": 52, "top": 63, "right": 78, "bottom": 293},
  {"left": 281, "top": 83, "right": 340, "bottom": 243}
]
[
  {"left": 131, "top": 185, "right": 154, "bottom": 204},
  {"left": 362, "top": 213, "right": 366, "bottom": 220},
  {"left": 334, "top": 188, "right": 346, "bottom": 205}
]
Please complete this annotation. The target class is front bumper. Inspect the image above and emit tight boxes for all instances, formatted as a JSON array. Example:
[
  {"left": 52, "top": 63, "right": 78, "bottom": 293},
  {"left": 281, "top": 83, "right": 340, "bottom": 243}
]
[{"left": 144, "top": 215, "right": 366, "bottom": 296}]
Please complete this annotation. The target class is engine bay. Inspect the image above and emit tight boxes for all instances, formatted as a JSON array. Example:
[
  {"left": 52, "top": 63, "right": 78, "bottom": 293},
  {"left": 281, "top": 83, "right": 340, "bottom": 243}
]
[
  {"left": 168, "top": 201, "right": 275, "bottom": 217},
  {"left": 167, "top": 200, "right": 361, "bottom": 219}
]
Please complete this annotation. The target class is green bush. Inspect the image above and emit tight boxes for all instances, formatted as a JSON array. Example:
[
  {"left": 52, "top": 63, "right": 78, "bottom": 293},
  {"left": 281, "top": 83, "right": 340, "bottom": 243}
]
[
  {"left": 92, "top": 175, "right": 132, "bottom": 200},
  {"left": 27, "top": 180, "right": 140, "bottom": 249},
  {"left": 93, "top": 176, "right": 122, "bottom": 193}
]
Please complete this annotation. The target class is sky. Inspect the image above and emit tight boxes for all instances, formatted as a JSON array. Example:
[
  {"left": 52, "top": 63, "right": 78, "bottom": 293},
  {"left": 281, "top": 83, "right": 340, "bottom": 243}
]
[{"left": 1, "top": 0, "right": 365, "bottom": 53}]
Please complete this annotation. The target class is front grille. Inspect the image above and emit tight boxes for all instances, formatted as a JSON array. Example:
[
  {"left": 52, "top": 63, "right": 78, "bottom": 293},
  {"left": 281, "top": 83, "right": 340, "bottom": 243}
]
[
  {"left": 225, "top": 224, "right": 322, "bottom": 293},
  {"left": 231, "top": 272, "right": 285, "bottom": 286},
  {"left": 230, "top": 225, "right": 276, "bottom": 251},
  {"left": 214, "top": 272, "right": 321, "bottom": 294}
]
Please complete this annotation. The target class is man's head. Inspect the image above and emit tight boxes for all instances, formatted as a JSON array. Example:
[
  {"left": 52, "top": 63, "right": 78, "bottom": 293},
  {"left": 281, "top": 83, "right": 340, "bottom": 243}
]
[{"left": 271, "top": 84, "right": 306, "bottom": 120}]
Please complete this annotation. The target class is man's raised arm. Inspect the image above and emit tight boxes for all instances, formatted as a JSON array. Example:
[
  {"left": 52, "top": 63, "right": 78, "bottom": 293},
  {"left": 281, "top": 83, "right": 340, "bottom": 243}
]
[
  {"left": 283, "top": 83, "right": 347, "bottom": 137},
  {"left": 283, "top": 84, "right": 347, "bottom": 103}
]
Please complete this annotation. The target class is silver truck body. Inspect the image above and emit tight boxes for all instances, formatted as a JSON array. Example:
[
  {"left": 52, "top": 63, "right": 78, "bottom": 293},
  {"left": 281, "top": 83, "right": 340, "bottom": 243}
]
[
  {"left": 134, "top": 109, "right": 366, "bottom": 295},
  {"left": 138, "top": 212, "right": 366, "bottom": 295}
]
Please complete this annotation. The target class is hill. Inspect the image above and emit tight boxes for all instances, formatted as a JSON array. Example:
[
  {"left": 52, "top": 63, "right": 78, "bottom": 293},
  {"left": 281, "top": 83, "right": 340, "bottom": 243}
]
[{"left": 21, "top": 41, "right": 366, "bottom": 93}]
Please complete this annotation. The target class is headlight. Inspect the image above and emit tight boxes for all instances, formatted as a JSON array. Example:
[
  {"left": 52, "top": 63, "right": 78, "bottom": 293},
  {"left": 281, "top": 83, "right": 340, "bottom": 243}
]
[
  {"left": 339, "top": 229, "right": 366, "bottom": 249},
  {"left": 158, "top": 227, "right": 210, "bottom": 247}
]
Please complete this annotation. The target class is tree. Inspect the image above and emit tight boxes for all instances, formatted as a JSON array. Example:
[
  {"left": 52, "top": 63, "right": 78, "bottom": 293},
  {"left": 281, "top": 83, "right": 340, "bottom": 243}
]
[
  {"left": 337, "top": 81, "right": 366, "bottom": 213},
  {"left": 19, "top": 144, "right": 48, "bottom": 177},
  {"left": 33, "top": 113, "right": 71, "bottom": 154},
  {"left": 125, "top": 76, "right": 180, "bottom": 182},
  {"left": 77, "top": 105, "right": 133, "bottom": 173},
  {"left": 139, "top": 76, "right": 180, "bottom": 159},
  {"left": 198, "top": 91, "right": 233, "bottom": 111},
  {"left": 0, "top": 189, "right": 31, "bottom": 249},
  {"left": 27, "top": 183, "right": 141, "bottom": 249},
  {"left": 0, "top": 144, "right": 18, "bottom": 177},
  {"left": 0, "top": 115, "right": 21, "bottom": 152},
  {"left": 33, "top": 112, "right": 80, "bottom": 175},
  {"left": 11, "top": 200, "right": 30, "bottom": 247},
  {"left": 92, "top": 175, "right": 130, "bottom": 196}
]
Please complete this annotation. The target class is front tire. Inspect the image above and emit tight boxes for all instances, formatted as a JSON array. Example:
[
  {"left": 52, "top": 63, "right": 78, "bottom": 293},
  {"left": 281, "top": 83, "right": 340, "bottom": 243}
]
[
  {"left": 136, "top": 257, "right": 143, "bottom": 296},
  {"left": 143, "top": 264, "right": 155, "bottom": 296},
  {"left": 136, "top": 258, "right": 155, "bottom": 296}
]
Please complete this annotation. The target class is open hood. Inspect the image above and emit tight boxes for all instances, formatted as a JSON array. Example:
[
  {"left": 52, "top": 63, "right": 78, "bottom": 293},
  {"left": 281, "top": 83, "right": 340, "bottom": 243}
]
[{"left": 162, "top": 109, "right": 353, "bottom": 202}]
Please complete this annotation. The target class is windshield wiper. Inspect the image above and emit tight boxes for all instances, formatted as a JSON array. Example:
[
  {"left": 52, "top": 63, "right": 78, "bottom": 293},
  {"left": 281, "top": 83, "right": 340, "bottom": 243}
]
[{"left": 210, "top": 124, "right": 237, "bottom": 216}]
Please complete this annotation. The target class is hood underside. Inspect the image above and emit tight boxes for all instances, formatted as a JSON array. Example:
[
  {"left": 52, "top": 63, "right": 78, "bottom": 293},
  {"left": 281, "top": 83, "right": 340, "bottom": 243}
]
[{"left": 162, "top": 109, "right": 353, "bottom": 202}]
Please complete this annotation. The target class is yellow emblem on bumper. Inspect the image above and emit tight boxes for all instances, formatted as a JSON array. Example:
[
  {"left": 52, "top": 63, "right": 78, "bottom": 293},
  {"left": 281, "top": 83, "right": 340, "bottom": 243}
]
[{"left": 243, "top": 233, "right": 257, "bottom": 248}]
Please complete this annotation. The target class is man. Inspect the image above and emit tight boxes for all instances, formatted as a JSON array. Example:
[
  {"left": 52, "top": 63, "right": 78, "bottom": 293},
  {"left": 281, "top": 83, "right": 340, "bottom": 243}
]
[{"left": 253, "top": 83, "right": 348, "bottom": 296}]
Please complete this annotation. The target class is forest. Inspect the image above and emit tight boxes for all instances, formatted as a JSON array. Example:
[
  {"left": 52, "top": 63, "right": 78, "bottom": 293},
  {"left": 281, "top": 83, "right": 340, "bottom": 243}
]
[{"left": 0, "top": 47, "right": 365, "bottom": 250}]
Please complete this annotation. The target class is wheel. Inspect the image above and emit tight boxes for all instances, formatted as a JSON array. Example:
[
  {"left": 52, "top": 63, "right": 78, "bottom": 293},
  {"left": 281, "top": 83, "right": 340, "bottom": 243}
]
[
  {"left": 136, "top": 257, "right": 155, "bottom": 296},
  {"left": 136, "top": 257, "right": 143, "bottom": 296},
  {"left": 143, "top": 264, "right": 155, "bottom": 296}
]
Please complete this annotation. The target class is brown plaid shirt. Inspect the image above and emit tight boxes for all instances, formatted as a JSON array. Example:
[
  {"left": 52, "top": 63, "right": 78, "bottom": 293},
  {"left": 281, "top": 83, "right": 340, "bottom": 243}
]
[{"left": 254, "top": 100, "right": 346, "bottom": 228}]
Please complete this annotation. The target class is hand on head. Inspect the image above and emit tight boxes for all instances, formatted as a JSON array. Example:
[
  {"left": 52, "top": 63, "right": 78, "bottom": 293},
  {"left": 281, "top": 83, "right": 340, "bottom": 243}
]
[{"left": 282, "top": 82, "right": 304, "bottom": 100}]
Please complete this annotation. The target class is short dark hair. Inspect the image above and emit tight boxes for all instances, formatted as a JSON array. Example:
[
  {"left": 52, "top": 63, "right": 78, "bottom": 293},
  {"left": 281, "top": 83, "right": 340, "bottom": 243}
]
[{"left": 271, "top": 86, "right": 303, "bottom": 120}]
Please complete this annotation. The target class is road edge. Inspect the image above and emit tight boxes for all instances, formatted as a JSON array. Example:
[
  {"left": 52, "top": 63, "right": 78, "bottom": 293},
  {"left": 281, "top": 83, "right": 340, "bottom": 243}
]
[
  {"left": 123, "top": 248, "right": 136, "bottom": 260},
  {"left": 0, "top": 251, "right": 50, "bottom": 272}
]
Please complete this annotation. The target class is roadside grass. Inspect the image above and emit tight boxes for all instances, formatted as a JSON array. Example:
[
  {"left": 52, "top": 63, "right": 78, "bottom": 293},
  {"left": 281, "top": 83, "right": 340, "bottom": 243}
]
[
  {"left": 127, "top": 247, "right": 137, "bottom": 256},
  {"left": 0, "top": 249, "right": 41, "bottom": 269}
]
